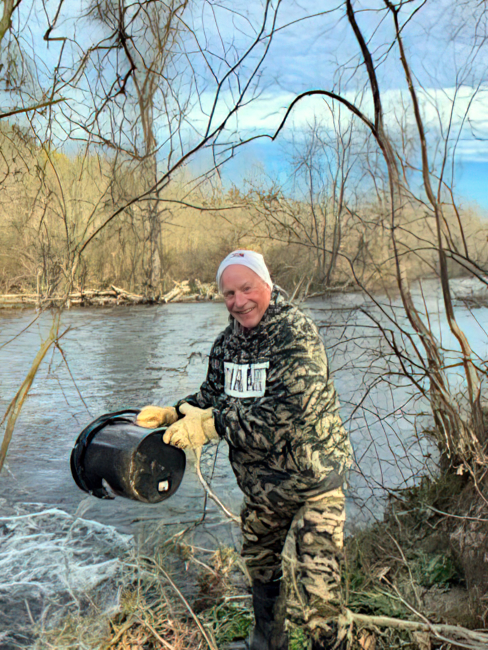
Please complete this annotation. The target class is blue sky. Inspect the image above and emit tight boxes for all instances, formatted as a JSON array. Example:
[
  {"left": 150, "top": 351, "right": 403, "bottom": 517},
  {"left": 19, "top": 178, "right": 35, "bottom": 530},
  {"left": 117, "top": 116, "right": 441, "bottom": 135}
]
[
  {"left": 454, "top": 161, "right": 488, "bottom": 212},
  {"left": 217, "top": 138, "right": 488, "bottom": 212},
  {"left": 10, "top": 0, "right": 488, "bottom": 210},
  {"left": 182, "top": 0, "right": 488, "bottom": 210}
]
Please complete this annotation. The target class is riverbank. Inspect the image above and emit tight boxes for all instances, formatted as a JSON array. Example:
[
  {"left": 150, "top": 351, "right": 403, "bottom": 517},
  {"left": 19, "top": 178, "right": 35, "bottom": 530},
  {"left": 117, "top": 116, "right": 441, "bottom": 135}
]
[
  {"left": 0, "top": 280, "right": 221, "bottom": 309},
  {"left": 3, "top": 271, "right": 486, "bottom": 311},
  {"left": 342, "top": 469, "right": 488, "bottom": 649},
  {"left": 34, "top": 538, "right": 255, "bottom": 650},
  {"left": 31, "top": 467, "right": 488, "bottom": 650}
]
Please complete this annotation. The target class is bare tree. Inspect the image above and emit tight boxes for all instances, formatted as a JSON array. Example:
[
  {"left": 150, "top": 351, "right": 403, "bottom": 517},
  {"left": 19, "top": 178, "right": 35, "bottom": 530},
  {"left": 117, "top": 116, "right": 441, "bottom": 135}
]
[
  {"left": 0, "top": 0, "right": 285, "bottom": 468},
  {"left": 251, "top": 0, "right": 488, "bottom": 473}
]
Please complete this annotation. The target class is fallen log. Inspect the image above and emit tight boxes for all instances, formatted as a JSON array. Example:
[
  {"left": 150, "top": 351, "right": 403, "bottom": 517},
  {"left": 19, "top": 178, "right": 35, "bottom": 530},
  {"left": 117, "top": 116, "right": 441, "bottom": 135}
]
[
  {"left": 0, "top": 295, "right": 56, "bottom": 304},
  {"left": 0, "top": 293, "right": 41, "bottom": 299},
  {"left": 0, "top": 281, "right": 220, "bottom": 307},
  {"left": 342, "top": 608, "right": 488, "bottom": 650},
  {"left": 178, "top": 294, "right": 206, "bottom": 302},
  {"left": 69, "top": 290, "right": 117, "bottom": 299},
  {"left": 111, "top": 285, "right": 144, "bottom": 300},
  {"left": 163, "top": 290, "right": 182, "bottom": 303},
  {"left": 162, "top": 280, "right": 192, "bottom": 303}
]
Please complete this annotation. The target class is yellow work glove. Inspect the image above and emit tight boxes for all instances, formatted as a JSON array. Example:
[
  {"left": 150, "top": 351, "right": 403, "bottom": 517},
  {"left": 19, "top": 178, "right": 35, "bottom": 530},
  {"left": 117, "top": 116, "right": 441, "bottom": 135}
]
[
  {"left": 136, "top": 405, "right": 178, "bottom": 429},
  {"left": 163, "top": 403, "right": 218, "bottom": 450}
]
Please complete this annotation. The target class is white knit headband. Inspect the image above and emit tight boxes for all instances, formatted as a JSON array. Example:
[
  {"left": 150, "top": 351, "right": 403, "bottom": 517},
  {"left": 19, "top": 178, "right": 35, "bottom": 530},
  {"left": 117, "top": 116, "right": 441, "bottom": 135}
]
[{"left": 216, "top": 250, "right": 272, "bottom": 291}]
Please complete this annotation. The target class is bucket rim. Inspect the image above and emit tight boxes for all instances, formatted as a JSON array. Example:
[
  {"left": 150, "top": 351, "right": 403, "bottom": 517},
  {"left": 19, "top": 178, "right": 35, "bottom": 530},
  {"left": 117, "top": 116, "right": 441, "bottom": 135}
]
[{"left": 70, "top": 409, "right": 141, "bottom": 498}]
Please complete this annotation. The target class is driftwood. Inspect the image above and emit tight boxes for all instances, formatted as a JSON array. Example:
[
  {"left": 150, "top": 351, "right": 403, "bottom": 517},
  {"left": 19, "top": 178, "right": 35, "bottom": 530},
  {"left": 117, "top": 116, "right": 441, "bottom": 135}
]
[
  {"left": 0, "top": 287, "right": 149, "bottom": 308},
  {"left": 161, "top": 280, "right": 191, "bottom": 303},
  {"left": 343, "top": 609, "right": 488, "bottom": 650},
  {"left": 161, "top": 280, "right": 219, "bottom": 303},
  {"left": 0, "top": 281, "right": 220, "bottom": 308}
]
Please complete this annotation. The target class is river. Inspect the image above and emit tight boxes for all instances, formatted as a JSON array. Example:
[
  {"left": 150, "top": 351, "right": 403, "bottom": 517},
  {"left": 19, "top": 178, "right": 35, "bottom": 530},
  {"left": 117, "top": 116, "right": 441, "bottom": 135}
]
[{"left": 1, "top": 279, "right": 487, "bottom": 645}]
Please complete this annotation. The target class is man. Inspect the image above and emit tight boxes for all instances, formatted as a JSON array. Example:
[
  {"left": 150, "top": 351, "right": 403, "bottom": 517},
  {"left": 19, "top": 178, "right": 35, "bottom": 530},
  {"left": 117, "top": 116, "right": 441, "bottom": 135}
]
[{"left": 137, "top": 250, "right": 351, "bottom": 650}]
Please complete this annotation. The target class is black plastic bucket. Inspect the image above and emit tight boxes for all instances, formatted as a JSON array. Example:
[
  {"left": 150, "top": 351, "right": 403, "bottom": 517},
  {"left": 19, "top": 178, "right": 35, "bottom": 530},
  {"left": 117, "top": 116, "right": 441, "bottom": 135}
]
[{"left": 70, "top": 409, "right": 186, "bottom": 503}]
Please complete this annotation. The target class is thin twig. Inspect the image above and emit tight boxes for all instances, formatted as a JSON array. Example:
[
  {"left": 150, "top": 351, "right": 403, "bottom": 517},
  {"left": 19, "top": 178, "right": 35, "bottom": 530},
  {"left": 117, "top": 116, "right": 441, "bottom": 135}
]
[
  {"left": 344, "top": 609, "right": 488, "bottom": 649},
  {"left": 142, "top": 556, "right": 218, "bottom": 650},
  {"left": 193, "top": 447, "right": 240, "bottom": 525},
  {"left": 425, "top": 504, "right": 488, "bottom": 523},
  {"left": 136, "top": 616, "right": 175, "bottom": 650},
  {"left": 104, "top": 616, "right": 137, "bottom": 648}
]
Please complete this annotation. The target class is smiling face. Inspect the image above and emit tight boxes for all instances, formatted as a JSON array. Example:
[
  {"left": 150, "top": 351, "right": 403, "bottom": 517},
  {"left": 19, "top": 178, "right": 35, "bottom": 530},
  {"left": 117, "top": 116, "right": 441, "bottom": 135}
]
[{"left": 221, "top": 265, "right": 272, "bottom": 330}]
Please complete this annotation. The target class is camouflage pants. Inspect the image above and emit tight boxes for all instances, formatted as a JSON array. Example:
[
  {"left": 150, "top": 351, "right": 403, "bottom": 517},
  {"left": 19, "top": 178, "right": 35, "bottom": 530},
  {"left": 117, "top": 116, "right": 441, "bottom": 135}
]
[{"left": 241, "top": 487, "right": 345, "bottom": 635}]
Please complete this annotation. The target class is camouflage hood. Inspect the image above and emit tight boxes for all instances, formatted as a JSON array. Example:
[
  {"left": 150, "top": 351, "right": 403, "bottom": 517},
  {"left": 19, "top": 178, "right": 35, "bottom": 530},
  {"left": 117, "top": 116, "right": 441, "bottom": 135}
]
[{"left": 179, "top": 287, "right": 351, "bottom": 504}]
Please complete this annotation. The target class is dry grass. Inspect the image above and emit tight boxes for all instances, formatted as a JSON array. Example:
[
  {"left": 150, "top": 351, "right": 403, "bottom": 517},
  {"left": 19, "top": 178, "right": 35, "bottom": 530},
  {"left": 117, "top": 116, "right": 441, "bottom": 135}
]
[
  {"left": 1, "top": 122, "right": 487, "bottom": 300},
  {"left": 33, "top": 540, "right": 252, "bottom": 650},
  {"left": 29, "top": 469, "right": 488, "bottom": 650}
]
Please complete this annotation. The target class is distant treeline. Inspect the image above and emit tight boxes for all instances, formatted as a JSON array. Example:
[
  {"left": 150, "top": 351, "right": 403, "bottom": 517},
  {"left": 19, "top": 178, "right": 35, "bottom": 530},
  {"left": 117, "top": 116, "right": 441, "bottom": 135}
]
[{"left": 1, "top": 123, "right": 487, "bottom": 300}]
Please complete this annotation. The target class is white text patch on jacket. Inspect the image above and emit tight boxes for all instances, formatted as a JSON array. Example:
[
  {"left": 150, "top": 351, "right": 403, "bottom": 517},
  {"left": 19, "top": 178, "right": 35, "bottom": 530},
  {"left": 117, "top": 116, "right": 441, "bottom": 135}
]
[{"left": 224, "top": 361, "right": 269, "bottom": 398}]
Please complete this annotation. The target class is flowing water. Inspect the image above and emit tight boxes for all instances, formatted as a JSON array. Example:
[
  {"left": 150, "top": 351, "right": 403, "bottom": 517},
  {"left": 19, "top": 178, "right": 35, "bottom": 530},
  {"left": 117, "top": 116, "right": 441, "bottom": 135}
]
[{"left": 1, "top": 280, "right": 487, "bottom": 645}]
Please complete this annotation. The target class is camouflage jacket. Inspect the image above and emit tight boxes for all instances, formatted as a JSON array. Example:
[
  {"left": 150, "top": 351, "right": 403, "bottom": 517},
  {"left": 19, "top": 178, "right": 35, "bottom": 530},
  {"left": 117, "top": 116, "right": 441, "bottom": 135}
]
[{"left": 179, "top": 288, "right": 351, "bottom": 505}]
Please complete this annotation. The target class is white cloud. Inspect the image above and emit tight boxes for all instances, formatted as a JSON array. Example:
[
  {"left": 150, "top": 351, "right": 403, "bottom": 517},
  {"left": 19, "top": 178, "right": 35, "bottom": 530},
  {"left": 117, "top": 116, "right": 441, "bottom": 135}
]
[
  {"left": 182, "top": 83, "right": 488, "bottom": 164},
  {"left": 9, "top": 0, "right": 488, "bottom": 168}
]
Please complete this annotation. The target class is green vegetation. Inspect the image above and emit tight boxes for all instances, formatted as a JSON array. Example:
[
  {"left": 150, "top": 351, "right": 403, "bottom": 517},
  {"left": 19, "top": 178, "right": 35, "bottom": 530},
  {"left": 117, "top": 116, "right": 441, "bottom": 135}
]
[{"left": 201, "top": 601, "right": 253, "bottom": 646}]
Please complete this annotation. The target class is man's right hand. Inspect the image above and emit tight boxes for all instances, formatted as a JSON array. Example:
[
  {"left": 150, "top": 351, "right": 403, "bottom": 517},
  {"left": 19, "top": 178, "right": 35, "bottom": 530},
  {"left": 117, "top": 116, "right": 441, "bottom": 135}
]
[
  {"left": 163, "top": 403, "right": 218, "bottom": 449},
  {"left": 136, "top": 405, "right": 178, "bottom": 429}
]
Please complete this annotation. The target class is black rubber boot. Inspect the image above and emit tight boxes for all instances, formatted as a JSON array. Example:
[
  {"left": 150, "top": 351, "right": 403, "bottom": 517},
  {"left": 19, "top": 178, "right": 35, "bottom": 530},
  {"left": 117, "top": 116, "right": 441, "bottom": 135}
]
[{"left": 249, "top": 580, "right": 288, "bottom": 650}]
